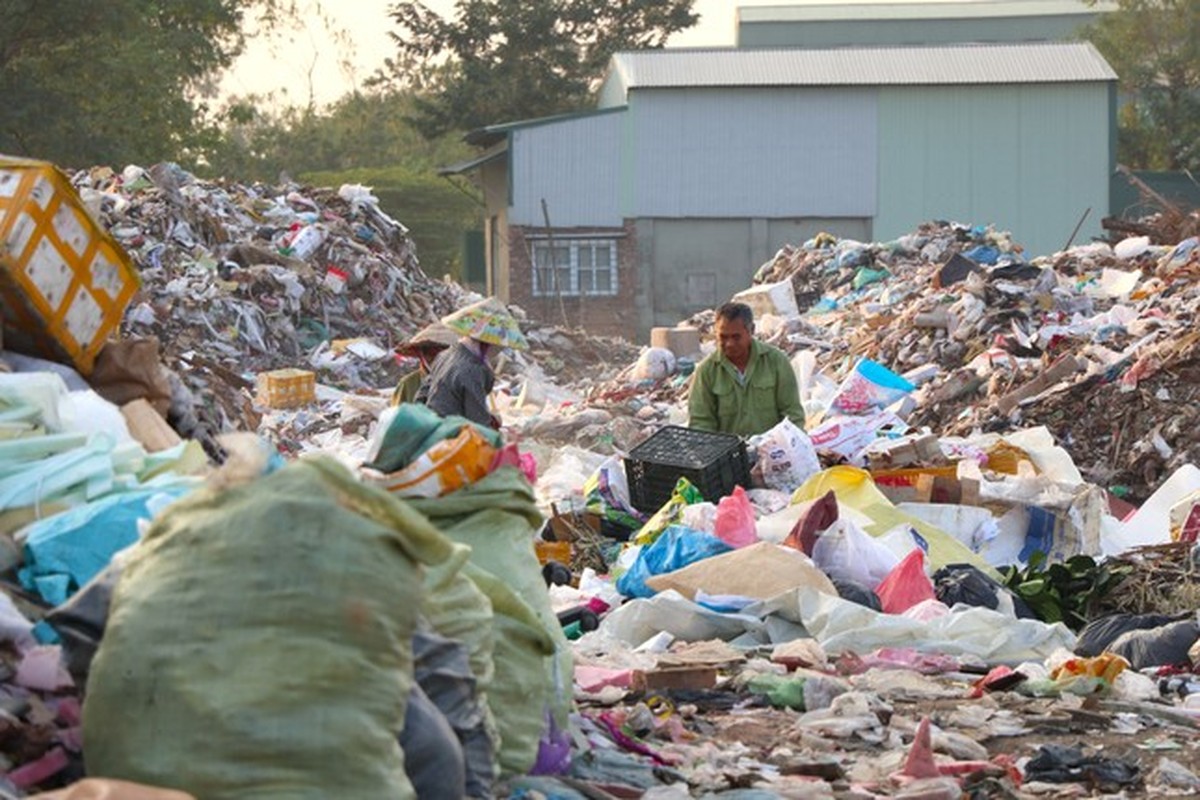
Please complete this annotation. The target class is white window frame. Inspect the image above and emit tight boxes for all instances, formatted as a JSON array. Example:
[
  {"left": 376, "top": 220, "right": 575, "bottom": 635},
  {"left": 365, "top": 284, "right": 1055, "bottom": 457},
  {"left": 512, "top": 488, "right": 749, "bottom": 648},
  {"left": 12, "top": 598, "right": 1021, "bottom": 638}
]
[{"left": 531, "top": 238, "right": 618, "bottom": 297}]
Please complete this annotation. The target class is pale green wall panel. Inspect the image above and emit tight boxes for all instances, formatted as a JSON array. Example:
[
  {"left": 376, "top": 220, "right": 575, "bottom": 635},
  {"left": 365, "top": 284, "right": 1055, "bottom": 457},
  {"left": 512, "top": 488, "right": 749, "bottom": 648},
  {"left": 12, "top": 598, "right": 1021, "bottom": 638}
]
[{"left": 877, "top": 84, "right": 1110, "bottom": 257}]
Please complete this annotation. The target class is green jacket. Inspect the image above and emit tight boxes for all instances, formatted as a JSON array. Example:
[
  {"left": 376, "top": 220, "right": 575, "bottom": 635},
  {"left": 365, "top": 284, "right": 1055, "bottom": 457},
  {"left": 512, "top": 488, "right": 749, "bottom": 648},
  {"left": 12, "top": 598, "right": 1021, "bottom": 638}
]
[{"left": 688, "top": 339, "right": 805, "bottom": 436}]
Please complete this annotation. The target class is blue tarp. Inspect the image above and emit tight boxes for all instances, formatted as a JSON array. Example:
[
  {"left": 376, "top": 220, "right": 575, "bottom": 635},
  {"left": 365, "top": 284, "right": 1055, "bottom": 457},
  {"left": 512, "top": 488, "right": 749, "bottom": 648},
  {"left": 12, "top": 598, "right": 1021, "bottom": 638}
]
[{"left": 19, "top": 487, "right": 192, "bottom": 605}]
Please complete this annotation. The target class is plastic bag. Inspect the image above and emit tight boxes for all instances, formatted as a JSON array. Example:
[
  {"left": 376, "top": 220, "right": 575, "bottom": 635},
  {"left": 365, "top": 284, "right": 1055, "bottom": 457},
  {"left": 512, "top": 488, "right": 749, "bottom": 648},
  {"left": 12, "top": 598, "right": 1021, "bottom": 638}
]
[
  {"left": 632, "top": 348, "right": 677, "bottom": 382},
  {"left": 584, "top": 457, "right": 645, "bottom": 531},
  {"left": 616, "top": 525, "right": 732, "bottom": 599},
  {"left": 807, "top": 411, "right": 908, "bottom": 461},
  {"left": 746, "top": 587, "right": 1076, "bottom": 663},
  {"left": 831, "top": 578, "right": 881, "bottom": 611},
  {"left": 1108, "top": 620, "right": 1200, "bottom": 670},
  {"left": 828, "top": 359, "right": 914, "bottom": 416},
  {"left": 634, "top": 477, "right": 705, "bottom": 545},
  {"left": 366, "top": 425, "right": 498, "bottom": 499},
  {"left": 19, "top": 487, "right": 193, "bottom": 606},
  {"left": 400, "top": 684, "right": 466, "bottom": 800},
  {"left": 874, "top": 549, "right": 935, "bottom": 614},
  {"left": 934, "top": 564, "right": 1035, "bottom": 619},
  {"left": 364, "top": 403, "right": 501, "bottom": 474},
  {"left": 781, "top": 490, "right": 840, "bottom": 555},
  {"left": 1075, "top": 613, "right": 1183, "bottom": 658},
  {"left": 714, "top": 486, "right": 757, "bottom": 548},
  {"left": 811, "top": 518, "right": 899, "bottom": 590},
  {"left": 491, "top": 444, "right": 538, "bottom": 485},
  {"left": 597, "top": 589, "right": 757, "bottom": 648},
  {"left": 754, "top": 419, "right": 820, "bottom": 493},
  {"left": 407, "top": 631, "right": 492, "bottom": 798},
  {"left": 680, "top": 502, "right": 717, "bottom": 535}
]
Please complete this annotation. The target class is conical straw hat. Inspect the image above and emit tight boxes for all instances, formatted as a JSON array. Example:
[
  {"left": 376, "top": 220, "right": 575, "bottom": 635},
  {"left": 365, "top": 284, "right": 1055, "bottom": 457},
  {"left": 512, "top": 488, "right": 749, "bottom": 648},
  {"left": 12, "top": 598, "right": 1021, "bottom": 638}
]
[
  {"left": 395, "top": 322, "right": 459, "bottom": 355},
  {"left": 440, "top": 297, "right": 529, "bottom": 351}
]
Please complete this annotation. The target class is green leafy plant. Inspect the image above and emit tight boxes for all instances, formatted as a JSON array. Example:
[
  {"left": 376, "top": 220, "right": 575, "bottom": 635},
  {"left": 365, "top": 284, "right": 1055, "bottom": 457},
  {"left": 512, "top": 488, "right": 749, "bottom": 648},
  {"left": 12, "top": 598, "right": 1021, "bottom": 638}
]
[{"left": 999, "top": 553, "right": 1132, "bottom": 631}]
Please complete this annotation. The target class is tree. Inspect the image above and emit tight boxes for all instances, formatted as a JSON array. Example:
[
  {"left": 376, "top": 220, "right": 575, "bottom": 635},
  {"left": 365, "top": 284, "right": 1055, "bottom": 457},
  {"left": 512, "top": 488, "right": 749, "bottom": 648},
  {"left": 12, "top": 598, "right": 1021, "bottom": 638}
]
[
  {"left": 203, "top": 90, "right": 472, "bottom": 180},
  {"left": 0, "top": 0, "right": 293, "bottom": 168},
  {"left": 380, "top": 0, "right": 699, "bottom": 139},
  {"left": 1083, "top": 0, "right": 1200, "bottom": 171}
]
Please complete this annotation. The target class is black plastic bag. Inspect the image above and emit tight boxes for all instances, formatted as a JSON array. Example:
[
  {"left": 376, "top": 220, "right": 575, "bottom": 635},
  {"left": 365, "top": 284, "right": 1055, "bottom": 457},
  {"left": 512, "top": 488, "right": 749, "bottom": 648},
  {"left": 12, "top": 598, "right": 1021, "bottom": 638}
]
[
  {"left": 44, "top": 563, "right": 122, "bottom": 685},
  {"left": 933, "top": 563, "right": 1036, "bottom": 619},
  {"left": 1075, "top": 612, "right": 1184, "bottom": 658},
  {"left": 1024, "top": 744, "right": 1139, "bottom": 789},
  {"left": 832, "top": 578, "right": 882, "bottom": 612},
  {"left": 1109, "top": 619, "right": 1200, "bottom": 670},
  {"left": 411, "top": 629, "right": 497, "bottom": 799},
  {"left": 400, "top": 684, "right": 466, "bottom": 800}
]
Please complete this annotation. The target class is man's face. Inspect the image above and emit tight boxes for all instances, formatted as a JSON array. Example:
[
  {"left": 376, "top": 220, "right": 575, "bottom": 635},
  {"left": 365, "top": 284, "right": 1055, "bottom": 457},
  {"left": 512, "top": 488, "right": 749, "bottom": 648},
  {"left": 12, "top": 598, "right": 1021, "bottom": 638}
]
[{"left": 715, "top": 316, "right": 753, "bottom": 365}]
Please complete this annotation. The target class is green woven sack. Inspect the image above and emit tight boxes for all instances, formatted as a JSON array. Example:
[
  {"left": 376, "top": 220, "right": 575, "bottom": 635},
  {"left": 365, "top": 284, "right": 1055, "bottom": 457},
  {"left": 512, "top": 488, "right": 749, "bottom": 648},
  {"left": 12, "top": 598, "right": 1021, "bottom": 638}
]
[{"left": 83, "top": 458, "right": 461, "bottom": 800}]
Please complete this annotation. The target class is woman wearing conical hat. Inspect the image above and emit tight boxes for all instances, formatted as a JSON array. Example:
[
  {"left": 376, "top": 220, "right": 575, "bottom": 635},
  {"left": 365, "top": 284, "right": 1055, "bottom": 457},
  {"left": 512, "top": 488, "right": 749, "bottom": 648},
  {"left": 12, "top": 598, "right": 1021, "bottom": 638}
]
[
  {"left": 415, "top": 297, "right": 528, "bottom": 430},
  {"left": 390, "top": 322, "right": 458, "bottom": 407}
]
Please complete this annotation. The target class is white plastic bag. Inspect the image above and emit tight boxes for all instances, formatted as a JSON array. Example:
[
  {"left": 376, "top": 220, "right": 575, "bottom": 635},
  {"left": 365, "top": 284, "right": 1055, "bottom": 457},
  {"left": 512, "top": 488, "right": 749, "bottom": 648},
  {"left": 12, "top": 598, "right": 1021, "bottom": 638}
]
[
  {"left": 829, "top": 359, "right": 914, "bottom": 416},
  {"left": 632, "top": 348, "right": 677, "bottom": 382},
  {"left": 680, "top": 502, "right": 718, "bottom": 534},
  {"left": 755, "top": 419, "right": 820, "bottom": 493},
  {"left": 811, "top": 519, "right": 900, "bottom": 590}
]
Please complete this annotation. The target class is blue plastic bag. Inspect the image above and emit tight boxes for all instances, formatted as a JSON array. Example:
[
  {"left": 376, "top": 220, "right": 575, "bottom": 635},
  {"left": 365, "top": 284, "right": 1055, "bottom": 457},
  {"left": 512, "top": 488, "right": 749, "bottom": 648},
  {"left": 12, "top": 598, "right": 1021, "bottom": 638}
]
[{"left": 616, "top": 525, "right": 733, "bottom": 599}]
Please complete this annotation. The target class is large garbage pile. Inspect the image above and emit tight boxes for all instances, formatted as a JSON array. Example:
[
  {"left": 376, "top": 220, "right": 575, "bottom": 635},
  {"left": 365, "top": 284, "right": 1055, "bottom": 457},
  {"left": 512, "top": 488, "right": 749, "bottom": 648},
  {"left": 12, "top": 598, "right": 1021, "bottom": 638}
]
[
  {"left": 70, "top": 165, "right": 466, "bottom": 438},
  {"left": 503, "top": 217, "right": 1200, "bottom": 798},
  {"left": 4, "top": 148, "right": 1200, "bottom": 798},
  {"left": 516, "top": 221, "right": 1200, "bottom": 502}
]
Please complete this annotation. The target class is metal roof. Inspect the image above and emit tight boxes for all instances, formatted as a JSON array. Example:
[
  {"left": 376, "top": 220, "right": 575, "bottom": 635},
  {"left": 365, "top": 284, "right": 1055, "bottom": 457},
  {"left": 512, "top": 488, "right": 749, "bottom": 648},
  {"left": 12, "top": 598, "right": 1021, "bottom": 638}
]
[
  {"left": 463, "top": 106, "right": 627, "bottom": 147},
  {"left": 737, "top": 0, "right": 1117, "bottom": 24},
  {"left": 438, "top": 145, "right": 506, "bottom": 176},
  {"left": 607, "top": 42, "right": 1117, "bottom": 91}
]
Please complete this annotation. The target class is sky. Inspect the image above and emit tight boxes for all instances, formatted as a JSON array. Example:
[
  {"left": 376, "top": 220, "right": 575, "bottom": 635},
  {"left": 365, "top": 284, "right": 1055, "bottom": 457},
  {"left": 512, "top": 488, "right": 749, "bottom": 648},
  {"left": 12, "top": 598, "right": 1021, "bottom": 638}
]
[{"left": 222, "top": 0, "right": 750, "bottom": 108}]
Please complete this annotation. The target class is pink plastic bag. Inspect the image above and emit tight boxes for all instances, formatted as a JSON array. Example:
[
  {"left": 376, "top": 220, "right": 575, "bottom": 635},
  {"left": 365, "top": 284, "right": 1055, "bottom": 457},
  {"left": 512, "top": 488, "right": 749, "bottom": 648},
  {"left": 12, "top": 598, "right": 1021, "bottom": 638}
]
[
  {"left": 874, "top": 548, "right": 935, "bottom": 614},
  {"left": 490, "top": 444, "right": 538, "bottom": 485},
  {"left": 714, "top": 486, "right": 758, "bottom": 549}
]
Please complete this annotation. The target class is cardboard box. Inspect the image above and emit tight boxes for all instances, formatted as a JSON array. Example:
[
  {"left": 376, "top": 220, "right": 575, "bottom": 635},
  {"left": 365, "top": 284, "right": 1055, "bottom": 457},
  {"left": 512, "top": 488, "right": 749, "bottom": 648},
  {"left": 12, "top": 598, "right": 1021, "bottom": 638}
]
[
  {"left": 121, "top": 398, "right": 182, "bottom": 453},
  {"left": 0, "top": 157, "right": 139, "bottom": 375}
]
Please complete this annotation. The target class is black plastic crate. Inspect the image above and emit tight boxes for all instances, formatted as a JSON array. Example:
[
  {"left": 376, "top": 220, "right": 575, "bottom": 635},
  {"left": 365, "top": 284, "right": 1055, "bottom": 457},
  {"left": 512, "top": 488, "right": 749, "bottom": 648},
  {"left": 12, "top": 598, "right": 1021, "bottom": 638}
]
[{"left": 624, "top": 426, "right": 750, "bottom": 514}]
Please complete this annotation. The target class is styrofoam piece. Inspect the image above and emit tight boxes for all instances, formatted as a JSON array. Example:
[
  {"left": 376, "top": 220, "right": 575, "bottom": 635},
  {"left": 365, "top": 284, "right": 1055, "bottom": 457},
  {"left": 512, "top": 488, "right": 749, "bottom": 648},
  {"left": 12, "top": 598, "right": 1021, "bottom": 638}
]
[
  {"left": 733, "top": 280, "right": 800, "bottom": 320},
  {"left": 1111, "top": 465, "right": 1200, "bottom": 553}
]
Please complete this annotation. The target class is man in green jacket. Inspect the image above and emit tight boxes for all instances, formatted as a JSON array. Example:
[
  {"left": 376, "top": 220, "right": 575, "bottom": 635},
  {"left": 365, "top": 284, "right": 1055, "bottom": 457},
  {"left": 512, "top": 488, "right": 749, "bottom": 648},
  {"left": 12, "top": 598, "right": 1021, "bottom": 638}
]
[{"left": 688, "top": 302, "right": 805, "bottom": 436}]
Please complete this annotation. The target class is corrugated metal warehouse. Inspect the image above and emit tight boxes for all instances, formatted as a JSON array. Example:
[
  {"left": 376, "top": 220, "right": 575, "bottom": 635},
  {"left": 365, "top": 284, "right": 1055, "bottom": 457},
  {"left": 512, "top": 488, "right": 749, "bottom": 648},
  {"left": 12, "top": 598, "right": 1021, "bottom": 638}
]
[
  {"left": 452, "top": 40, "right": 1116, "bottom": 339},
  {"left": 736, "top": 0, "right": 1116, "bottom": 49}
]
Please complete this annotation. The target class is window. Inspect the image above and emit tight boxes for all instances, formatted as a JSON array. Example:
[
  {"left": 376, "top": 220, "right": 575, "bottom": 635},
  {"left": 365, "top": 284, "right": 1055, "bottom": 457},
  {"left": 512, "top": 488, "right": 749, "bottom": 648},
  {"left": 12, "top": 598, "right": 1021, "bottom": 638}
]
[{"left": 532, "top": 239, "right": 618, "bottom": 297}]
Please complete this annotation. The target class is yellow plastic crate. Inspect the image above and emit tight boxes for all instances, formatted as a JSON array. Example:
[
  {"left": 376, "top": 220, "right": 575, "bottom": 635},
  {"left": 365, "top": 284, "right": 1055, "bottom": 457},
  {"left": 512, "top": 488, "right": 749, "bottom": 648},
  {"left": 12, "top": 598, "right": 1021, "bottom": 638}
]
[
  {"left": 535, "top": 540, "right": 572, "bottom": 567},
  {"left": 256, "top": 368, "right": 316, "bottom": 409},
  {"left": 0, "top": 156, "right": 139, "bottom": 375}
]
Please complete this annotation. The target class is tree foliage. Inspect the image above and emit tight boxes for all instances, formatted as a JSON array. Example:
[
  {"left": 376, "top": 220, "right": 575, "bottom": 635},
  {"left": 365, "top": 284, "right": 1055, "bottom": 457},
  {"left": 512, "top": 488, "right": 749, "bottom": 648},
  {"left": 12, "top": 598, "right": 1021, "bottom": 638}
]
[
  {"left": 380, "top": 0, "right": 699, "bottom": 138},
  {"left": 0, "top": 0, "right": 292, "bottom": 168},
  {"left": 1083, "top": 0, "right": 1200, "bottom": 170},
  {"left": 205, "top": 91, "right": 471, "bottom": 182}
]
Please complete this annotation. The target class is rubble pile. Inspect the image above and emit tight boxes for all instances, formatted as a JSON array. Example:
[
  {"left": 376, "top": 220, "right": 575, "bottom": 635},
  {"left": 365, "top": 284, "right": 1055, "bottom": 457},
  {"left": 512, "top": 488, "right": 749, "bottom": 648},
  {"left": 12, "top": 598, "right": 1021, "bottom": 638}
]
[{"left": 521, "top": 324, "right": 641, "bottom": 387}]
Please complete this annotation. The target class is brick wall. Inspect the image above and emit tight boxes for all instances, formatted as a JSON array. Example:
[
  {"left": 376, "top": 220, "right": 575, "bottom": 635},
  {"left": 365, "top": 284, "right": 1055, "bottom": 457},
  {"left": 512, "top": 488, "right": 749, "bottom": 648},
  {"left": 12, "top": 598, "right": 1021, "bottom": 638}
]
[{"left": 506, "top": 221, "right": 639, "bottom": 340}]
